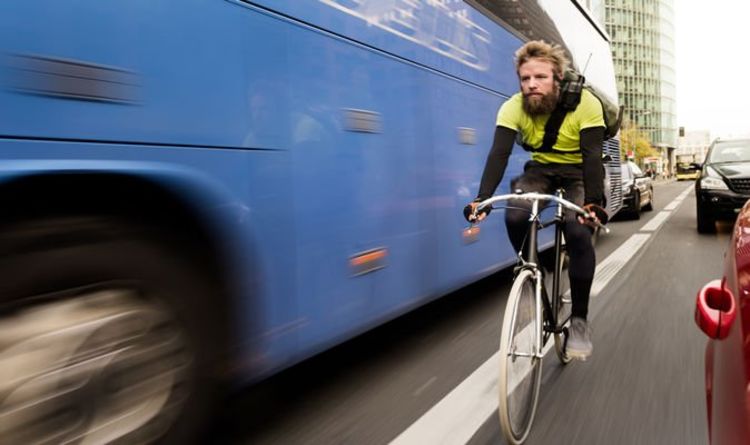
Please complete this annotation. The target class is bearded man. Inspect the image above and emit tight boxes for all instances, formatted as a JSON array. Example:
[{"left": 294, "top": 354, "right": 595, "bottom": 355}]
[{"left": 465, "top": 40, "right": 607, "bottom": 360}]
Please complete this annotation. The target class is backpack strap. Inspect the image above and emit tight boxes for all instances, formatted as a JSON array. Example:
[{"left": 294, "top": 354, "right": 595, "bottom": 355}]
[{"left": 520, "top": 103, "right": 570, "bottom": 153}]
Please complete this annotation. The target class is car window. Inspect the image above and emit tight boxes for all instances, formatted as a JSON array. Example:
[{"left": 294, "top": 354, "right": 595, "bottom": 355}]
[
  {"left": 629, "top": 162, "right": 644, "bottom": 177},
  {"left": 621, "top": 164, "right": 632, "bottom": 180},
  {"left": 709, "top": 140, "right": 750, "bottom": 163}
]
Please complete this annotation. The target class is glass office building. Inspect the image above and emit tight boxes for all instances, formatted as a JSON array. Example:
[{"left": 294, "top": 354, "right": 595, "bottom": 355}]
[{"left": 587, "top": 0, "right": 677, "bottom": 149}]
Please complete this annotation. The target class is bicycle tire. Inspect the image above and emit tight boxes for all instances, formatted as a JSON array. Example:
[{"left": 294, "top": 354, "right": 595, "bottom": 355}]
[
  {"left": 498, "top": 269, "right": 543, "bottom": 445},
  {"left": 551, "top": 239, "right": 572, "bottom": 365}
]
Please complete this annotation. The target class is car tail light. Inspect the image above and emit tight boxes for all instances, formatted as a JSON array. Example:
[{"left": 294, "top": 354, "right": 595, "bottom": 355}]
[{"left": 695, "top": 279, "right": 737, "bottom": 340}]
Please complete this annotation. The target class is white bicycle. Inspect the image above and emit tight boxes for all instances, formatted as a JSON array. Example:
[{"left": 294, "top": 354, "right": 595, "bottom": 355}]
[{"left": 470, "top": 190, "right": 608, "bottom": 444}]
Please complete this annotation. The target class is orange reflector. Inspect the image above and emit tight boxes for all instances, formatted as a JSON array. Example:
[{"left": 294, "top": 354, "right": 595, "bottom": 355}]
[
  {"left": 463, "top": 226, "right": 480, "bottom": 244},
  {"left": 350, "top": 249, "right": 387, "bottom": 267},
  {"left": 350, "top": 248, "right": 388, "bottom": 276}
]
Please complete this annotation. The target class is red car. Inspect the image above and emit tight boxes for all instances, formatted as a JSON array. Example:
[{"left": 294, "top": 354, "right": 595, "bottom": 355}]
[{"left": 695, "top": 200, "right": 750, "bottom": 444}]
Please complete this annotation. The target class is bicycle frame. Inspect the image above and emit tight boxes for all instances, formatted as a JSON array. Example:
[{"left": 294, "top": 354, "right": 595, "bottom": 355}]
[
  {"left": 472, "top": 189, "right": 606, "bottom": 359},
  {"left": 512, "top": 190, "right": 568, "bottom": 358}
]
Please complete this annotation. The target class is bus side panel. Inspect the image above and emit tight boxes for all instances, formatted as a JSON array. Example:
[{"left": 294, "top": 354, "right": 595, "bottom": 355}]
[
  {"left": 430, "top": 77, "right": 517, "bottom": 291},
  {"left": 239, "top": 0, "right": 518, "bottom": 95},
  {"left": 280, "top": 10, "right": 438, "bottom": 354},
  {"left": 0, "top": 0, "right": 274, "bottom": 150}
]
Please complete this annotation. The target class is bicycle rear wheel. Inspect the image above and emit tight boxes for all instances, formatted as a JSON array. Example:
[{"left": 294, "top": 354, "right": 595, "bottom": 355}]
[
  {"left": 498, "top": 269, "right": 542, "bottom": 445},
  {"left": 551, "top": 239, "right": 572, "bottom": 364}
]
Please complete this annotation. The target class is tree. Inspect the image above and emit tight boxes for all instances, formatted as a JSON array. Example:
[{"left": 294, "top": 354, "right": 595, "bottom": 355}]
[{"left": 619, "top": 122, "right": 657, "bottom": 164}]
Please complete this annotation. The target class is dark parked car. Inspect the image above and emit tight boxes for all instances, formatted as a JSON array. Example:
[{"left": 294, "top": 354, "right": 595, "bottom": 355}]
[
  {"left": 619, "top": 161, "right": 653, "bottom": 219},
  {"left": 695, "top": 199, "right": 750, "bottom": 444},
  {"left": 695, "top": 139, "right": 750, "bottom": 233}
]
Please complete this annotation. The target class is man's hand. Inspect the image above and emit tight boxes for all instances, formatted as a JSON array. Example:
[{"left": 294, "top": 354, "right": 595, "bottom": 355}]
[
  {"left": 463, "top": 201, "right": 491, "bottom": 223},
  {"left": 578, "top": 203, "right": 608, "bottom": 227}
]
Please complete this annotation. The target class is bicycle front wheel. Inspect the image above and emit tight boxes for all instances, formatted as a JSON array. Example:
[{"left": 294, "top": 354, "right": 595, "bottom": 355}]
[{"left": 498, "top": 269, "right": 543, "bottom": 445}]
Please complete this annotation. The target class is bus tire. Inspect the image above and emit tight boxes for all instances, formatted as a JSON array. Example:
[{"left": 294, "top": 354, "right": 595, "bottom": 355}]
[{"left": 0, "top": 217, "right": 222, "bottom": 445}]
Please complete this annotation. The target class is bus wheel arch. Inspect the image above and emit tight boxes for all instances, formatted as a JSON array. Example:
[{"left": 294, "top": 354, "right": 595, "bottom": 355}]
[{"left": 0, "top": 172, "right": 248, "bottom": 442}]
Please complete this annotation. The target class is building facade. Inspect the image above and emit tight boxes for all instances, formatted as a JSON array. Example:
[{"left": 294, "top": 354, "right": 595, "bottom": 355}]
[{"left": 588, "top": 0, "right": 677, "bottom": 164}]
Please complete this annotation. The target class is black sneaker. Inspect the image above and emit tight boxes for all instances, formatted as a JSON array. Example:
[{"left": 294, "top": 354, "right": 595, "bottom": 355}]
[{"left": 566, "top": 317, "right": 593, "bottom": 360}]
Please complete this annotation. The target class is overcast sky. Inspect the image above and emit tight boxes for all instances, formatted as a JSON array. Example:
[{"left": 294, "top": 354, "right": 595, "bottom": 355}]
[{"left": 675, "top": 1, "right": 750, "bottom": 138}]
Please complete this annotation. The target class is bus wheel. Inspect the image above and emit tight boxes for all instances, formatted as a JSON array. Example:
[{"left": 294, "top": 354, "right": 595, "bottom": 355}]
[{"left": 0, "top": 217, "right": 220, "bottom": 445}]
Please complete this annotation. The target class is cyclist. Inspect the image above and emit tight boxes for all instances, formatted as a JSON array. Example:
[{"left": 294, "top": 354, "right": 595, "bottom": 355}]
[{"left": 465, "top": 40, "right": 608, "bottom": 360}]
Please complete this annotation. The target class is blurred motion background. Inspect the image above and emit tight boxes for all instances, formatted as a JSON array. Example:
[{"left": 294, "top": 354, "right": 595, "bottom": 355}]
[{"left": 0, "top": 1, "right": 747, "bottom": 444}]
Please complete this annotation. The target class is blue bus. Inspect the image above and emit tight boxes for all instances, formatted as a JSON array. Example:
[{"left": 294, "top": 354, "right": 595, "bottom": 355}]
[{"left": 0, "top": 1, "right": 621, "bottom": 442}]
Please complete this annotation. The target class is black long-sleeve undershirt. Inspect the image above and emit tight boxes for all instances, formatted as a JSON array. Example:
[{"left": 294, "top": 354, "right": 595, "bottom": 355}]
[
  {"left": 579, "top": 126, "right": 605, "bottom": 205},
  {"left": 476, "top": 126, "right": 605, "bottom": 205},
  {"left": 476, "top": 126, "right": 516, "bottom": 201}
]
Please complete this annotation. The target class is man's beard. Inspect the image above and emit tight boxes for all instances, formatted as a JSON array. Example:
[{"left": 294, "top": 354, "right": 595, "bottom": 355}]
[{"left": 522, "top": 89, "right": 559, "bottom": 116}]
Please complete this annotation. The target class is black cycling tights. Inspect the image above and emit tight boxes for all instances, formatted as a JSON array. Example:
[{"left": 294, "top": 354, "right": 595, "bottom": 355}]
[
  {"left": 506, "top": 208, "right": 594, "bottom": 319},
  {"left": 505, "top": 163, "right": 596, "bottom": 320}
]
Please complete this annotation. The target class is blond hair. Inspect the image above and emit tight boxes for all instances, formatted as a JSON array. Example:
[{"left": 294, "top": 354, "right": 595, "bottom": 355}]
[{"left": 514, "top": 40, "right": 570, "bottom": 79}]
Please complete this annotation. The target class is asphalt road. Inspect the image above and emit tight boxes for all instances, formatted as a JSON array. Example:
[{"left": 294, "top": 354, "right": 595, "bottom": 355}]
[{"left": 218, "top": 179, "right": 724, "bottom": 445}]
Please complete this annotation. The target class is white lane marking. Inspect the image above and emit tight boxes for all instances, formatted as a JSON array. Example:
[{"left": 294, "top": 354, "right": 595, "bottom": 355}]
[
  {"left": 663, "top": 184, "right": 692, "bottom": 210},
  {"left": 391, "top": 187, "right": 691, "bottom": 445},
  {"left": 639, "top": 211, "right": 671, "bottom": 232},
  {"left": 590, "top": 234, "right": 650, "bottom": 298},
  {"left": 663, "top": 200, "right": 681, "bottom": 211},
  {"left": 414, "top": 377, "right": 438, "bottom": 397},
  {"left": 678, "top": 184, "right": 693, "bottom": 199},
  {"left": 390, "top": 350, "right": 500, "bottom": 445}
]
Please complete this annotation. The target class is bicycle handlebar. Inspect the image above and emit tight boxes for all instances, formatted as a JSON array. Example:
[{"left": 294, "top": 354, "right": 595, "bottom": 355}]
[{"left": 472, "top": 192, "right": 610, "bottom": 233}]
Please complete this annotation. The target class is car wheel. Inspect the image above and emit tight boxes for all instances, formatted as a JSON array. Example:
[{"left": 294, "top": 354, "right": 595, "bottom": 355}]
[
  {"left": 0, "top": 217, "right": 223, "bottom": 445},
  {"left": 696, "top": 201, "right": 716, "bottom": 233},
  {"left": 643, "top": 188, "right": 654, "bottom": 211}
]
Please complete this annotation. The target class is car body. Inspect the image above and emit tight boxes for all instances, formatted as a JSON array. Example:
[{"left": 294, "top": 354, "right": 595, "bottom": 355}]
[
  {"left": 695, "top": 139, "right": 750, "bottom": 233},
  {"left": 695, "top": 199, "right": 750, "bottom": 444},
  {"left": 619, "top": 161, "right": 654, "bottom": 219}
]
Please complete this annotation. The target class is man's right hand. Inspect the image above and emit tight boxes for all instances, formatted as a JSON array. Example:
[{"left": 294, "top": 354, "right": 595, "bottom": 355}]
[{"left": 463, "top": 201, "right": 491, "bottom": 223}]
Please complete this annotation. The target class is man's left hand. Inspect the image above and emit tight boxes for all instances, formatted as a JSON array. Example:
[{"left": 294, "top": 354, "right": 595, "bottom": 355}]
[{"left": 578, "top": 203, "right": 608, "bottom": 227}]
